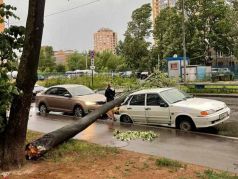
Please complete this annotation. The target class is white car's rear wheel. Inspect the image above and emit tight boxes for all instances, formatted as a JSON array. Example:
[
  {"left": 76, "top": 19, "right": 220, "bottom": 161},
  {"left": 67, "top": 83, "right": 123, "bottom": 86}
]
[{"left": 120, "top": 115, "right": 133, "bottom": 124}]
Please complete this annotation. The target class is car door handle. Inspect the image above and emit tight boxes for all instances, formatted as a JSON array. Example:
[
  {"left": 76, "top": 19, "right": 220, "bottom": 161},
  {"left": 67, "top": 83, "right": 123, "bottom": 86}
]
[
  {"left": 127, "top": 107, "right": 132, "bottom": 110},
  {"left": 145, "top": 107, "right": 151, "bottom": 110}
]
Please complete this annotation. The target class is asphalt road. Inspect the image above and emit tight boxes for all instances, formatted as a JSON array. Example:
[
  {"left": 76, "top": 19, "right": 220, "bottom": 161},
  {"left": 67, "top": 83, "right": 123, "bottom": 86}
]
[{"left": 28, "top": 104, "right": 238, "bottom": 173}]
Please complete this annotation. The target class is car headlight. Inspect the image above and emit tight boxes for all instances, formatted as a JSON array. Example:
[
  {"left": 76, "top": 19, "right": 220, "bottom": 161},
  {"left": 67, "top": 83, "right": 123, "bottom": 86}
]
[
  {"left": 200, "top": 109, "right": 216, "bottom": 117},
  {"left": 85, "top": 101, "right": 96, "bottom": 106}
]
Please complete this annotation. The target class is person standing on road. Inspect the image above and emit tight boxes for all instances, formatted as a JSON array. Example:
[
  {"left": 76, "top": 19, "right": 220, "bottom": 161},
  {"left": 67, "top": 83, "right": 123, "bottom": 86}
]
[
  {"left": 105, "top": 83, "right": 115, "bottom": 102},
  {"left": 105, "top": 84, "right": 116, "bottom": 121}
]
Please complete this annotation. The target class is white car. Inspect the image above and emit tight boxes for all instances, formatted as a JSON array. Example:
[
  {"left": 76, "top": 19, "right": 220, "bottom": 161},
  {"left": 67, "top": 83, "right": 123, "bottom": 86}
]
[{"left": 118, "top": 88, "right": 230, "bottom": 131}]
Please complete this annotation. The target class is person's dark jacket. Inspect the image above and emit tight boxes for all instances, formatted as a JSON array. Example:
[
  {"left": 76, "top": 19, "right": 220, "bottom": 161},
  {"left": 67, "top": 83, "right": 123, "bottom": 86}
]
[{"left": 105, "top": 87, "right": 115, "bottom": 102}]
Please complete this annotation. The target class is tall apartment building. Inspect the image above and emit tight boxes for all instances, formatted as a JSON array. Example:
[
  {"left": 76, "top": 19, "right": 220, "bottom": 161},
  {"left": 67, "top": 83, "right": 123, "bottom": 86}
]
[
  {"left": 94, "top": 28, "right": 117, "bottom": 54},
  {"left": 0, "top": 0, "right": 4, "bottom": 32},
  {"left": 152, "top": 0, "right": 176, "bottom": 24}
]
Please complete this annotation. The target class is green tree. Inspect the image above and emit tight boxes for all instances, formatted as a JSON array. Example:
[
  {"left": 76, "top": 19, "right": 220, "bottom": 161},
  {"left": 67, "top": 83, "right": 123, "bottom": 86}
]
[
  {"left": 0, "top": 0, "right": 45, "bottom": 169},
  {"left": 0, "top": 5, "right": 25, "bottom": 135},
  {"left": 94, "top": 51, "right": 126, "bottom": 72},
  {"left": 119, "top": 3, "right": 152, "bottom": 71},
  {"left": 176, "top": 0, "right": 235, "bottom": 64},
  {"left": 154, "top": 7, "right": 183, "bottom": 61},
  {"left": 67, "top": 52, "right": 87, "bottom": 71},
  {"left": 153, "top": 0, "right": 237, "bottom": 65},
  {"left": 55, "top": 64, "right": 66, "bottom": 73},
  {"left": 38, "top": 46, "right": 56, "bottom": 72},
  {"left": 230, "top": 1, "right": 238, "bottom": 59}
]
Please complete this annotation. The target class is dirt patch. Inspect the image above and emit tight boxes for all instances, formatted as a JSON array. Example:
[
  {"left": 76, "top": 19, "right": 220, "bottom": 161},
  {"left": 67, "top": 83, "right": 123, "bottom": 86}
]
[{"left": 6, "top": 150, "right": 207, "bottom": 179}]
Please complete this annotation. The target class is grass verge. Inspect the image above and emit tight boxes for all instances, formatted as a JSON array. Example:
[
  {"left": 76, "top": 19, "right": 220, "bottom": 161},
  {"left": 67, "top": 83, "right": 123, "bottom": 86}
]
[
  {"left": 197, "top": 169, "right": 238, "bottom": 179},
  {"left": 155, "top": 158, "right": 185, "bottom": 170}
]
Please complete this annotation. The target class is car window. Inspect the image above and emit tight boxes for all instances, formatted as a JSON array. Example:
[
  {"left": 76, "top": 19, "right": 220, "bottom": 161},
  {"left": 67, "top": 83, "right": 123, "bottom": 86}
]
[
  {"left": 123, "top": 96, "right": 132, "bottom": 105},
  {"left": 146, "top": 94, "right": 163, "bottom": 106},
  {"left": 45, "top": 87, "right": 58, "bottom": 95},
  {"left": 56, "top": 88, "right": 70, "bottom": 96},
  {"left": 129, "top": 94, "right": 145, "bottom": 106},
  {"left": 67, "top": 86, "right": 94, "bottom": 96},
  {"left": 160, "top": 89, "right": 191, "bottom": 104}
]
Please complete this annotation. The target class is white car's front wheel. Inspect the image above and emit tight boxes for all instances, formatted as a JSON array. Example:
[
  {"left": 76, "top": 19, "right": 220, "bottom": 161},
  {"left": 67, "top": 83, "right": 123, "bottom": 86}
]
[{"left": 179, "top": 119, "right": 194, "bottom": 131}]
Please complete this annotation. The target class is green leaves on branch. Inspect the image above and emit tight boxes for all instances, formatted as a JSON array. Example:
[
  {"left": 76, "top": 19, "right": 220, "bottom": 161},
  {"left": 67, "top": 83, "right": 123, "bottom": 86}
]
[
  {"left": 118, "top": 3, "right": 152, "bottom": 71},
  {"left": 154, "top": 0, "right": 238, "bottom": 64},
  {"left": 66, "top": 52, "right": 87, "bottom": 71},
  {"left": 0, "top": 4, "right": 24, "bottom": 128},
  {"left": 142, "top": 69, "right": 177, "bottom": 88}
]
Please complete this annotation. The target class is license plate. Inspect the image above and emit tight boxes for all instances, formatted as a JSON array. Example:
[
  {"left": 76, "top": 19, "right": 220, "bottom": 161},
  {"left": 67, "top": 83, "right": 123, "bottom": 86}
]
[{"left": 219, "top": 112, "right": 228, "bottom": 120}]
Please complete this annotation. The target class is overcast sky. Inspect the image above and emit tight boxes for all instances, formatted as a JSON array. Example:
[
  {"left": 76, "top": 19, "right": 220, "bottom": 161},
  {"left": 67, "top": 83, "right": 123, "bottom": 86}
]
[{"left": 5, "top": 0, "right": 151, "bottom": 52}]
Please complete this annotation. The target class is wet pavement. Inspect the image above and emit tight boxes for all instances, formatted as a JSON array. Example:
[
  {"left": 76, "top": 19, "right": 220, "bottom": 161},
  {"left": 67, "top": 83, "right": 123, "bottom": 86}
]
[{"left": 28, "top": 105, "right": 238, "bottom": 173}]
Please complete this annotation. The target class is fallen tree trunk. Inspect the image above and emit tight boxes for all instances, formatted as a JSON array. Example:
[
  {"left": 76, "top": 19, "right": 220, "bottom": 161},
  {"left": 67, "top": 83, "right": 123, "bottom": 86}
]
[{"left": 25, "top": 94, "right": 128, "bottom": 160}]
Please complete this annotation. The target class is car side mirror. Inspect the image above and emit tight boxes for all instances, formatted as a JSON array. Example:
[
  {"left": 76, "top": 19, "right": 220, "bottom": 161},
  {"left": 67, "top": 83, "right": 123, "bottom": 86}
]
[
  {"left": 160, "top": 102, "right": 168, "bottom": 107},
  {"left": 64, "top": 94, "right": 71, "bottom": 98}
]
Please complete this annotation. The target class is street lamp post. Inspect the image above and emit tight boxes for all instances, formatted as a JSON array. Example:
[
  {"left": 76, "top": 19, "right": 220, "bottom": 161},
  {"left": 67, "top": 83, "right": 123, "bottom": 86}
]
[{"left": 182, "top": 0, "right": 187, "bottom": 83}]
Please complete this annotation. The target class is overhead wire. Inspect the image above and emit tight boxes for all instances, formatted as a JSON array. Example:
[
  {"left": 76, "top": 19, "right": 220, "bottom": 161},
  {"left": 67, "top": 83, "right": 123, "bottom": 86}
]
[{"left": 45, "top": 0, "right": 101, "bottom": 18}]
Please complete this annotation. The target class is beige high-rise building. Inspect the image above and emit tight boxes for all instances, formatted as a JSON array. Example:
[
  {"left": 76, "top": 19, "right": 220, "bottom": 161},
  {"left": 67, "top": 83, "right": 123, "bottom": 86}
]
[
  {"left": 94, "top": 28, "right": 117, "bottom": 54},
  {"left": 0, "top": 0, "right": 4, "bottom": 32},
  {"left": 152, "top": 0, "right": 176, "bottom": 24}
]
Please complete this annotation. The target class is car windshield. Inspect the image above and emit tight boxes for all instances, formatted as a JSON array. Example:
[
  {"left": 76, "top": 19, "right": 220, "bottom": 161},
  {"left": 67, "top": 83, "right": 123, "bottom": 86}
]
[
  {"left": 160, "top": 89, "right": 192, "bottom": 104},
  {"left": 67, "top": 86, "right": 94, "bottom": 96}
]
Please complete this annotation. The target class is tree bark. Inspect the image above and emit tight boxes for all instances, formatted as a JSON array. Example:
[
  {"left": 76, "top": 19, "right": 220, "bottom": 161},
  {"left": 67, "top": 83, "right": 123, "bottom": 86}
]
[
  {"left": 0, "top": 0, "right": 45, "bottom": 170},
  {"left": 25, "top": 95, "right": 127, "bottom": 160}
]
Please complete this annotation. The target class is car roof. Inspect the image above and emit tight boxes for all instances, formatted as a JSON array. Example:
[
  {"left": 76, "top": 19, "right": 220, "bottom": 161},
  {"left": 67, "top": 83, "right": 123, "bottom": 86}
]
[
  {"left": 50, "top": 84, "right": 86, "bottom": 89},
  {"left": 131, "top": 88, "right": 174, "bottom": 95}
]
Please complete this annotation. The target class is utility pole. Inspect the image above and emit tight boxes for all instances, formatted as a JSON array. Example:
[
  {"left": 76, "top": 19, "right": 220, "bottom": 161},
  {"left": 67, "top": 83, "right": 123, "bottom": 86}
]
[
  {"left": 85, "top": 50, "right": 88, "bottom": 69},
  {"left": 182, "top": 0, "right": 187, "bottom": 83}
]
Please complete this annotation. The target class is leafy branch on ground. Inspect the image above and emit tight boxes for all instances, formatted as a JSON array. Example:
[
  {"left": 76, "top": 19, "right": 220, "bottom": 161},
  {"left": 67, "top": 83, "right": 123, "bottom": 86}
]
[{"left": 113, "top": 130, "right": 158, "bottom": 141}]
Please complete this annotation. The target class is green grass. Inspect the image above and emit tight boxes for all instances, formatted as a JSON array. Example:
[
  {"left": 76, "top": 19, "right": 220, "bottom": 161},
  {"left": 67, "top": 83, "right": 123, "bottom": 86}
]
[
  {"left": 26, "top": 130, "right": 43, "bottom": 144},
  {"left": 44, "top": 139, "right": 119, "bottom": 162},
  {"left": 197, "top": 169, "right": 238, "bottom": 179},
  {"left": 155, "top": 158, "right": 185, "bottom": 170}
]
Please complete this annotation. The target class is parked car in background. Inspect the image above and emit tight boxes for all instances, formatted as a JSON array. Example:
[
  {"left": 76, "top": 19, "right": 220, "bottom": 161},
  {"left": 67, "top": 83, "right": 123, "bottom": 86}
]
[
  {"left": 32, "top": 84, "right": 46, "bottom": 100},
  {"left": 117, "top": 88, "right": 230, "bottom": 131},
  {"left": 37, "top": 75, "right": 45, "bottom": 81},
  {"left": 211, "top": 68, "right": 234, "bottom": 81},
  {"left": 140, "top": 71, "right": 149, "bottom": 79},
  {"left": 35, "top": 84, "right": 106, "bottom": 117},
  {"left": 119, "top": 71, "right": 133, "bottom": 78}
]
